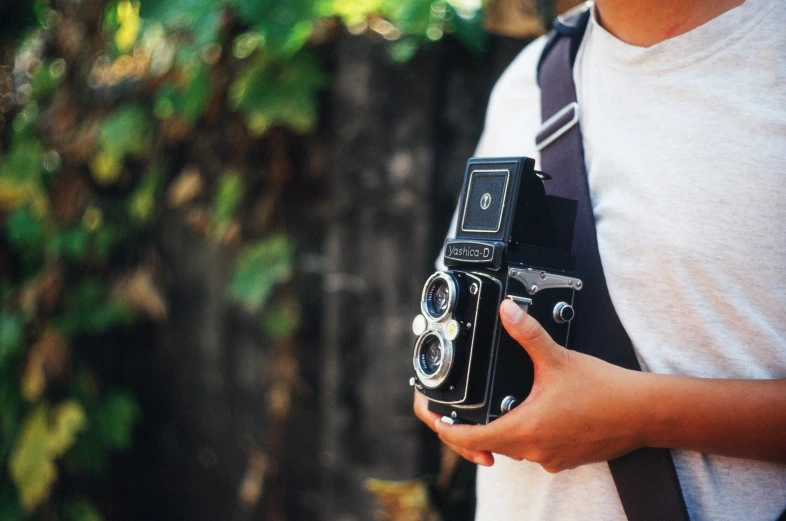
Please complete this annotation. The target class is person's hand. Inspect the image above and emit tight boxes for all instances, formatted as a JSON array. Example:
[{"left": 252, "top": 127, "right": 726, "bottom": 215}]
[
  {"left": 433, "top": 299, "right": 646, "bottom": 473},
  {"left": 413, "top": 390, "right": 495, "bottom": 466}
]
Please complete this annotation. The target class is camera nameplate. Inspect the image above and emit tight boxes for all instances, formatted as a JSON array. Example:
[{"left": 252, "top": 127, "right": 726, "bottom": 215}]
[{"left": 444, "top": 239, "right": 505, "bottom": 269}]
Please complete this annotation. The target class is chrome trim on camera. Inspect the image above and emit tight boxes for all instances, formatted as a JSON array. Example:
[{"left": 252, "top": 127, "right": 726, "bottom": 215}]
[
  {"left": 506, "top": 295, "right": 533, "bottom": 313},
  {"left": 460, "top": 169, "right": 510, "bottom": 234},
  {"left": 413, "top": 332, "right": 454, "bottom": 390},
  {"left": 508, "top": 268, "right": 583, "bottom": 295},
  {"left": 420, "top": 271, "right": 457, "bottom": 322}
]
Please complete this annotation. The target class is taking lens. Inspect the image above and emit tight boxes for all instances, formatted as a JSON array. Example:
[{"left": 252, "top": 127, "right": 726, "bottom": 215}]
[
  {"left": 413, "top": 332, "right": 454, "bottom": 389},
  {"left": 421, "top": 336, "right": 442, "bottom": 375}
]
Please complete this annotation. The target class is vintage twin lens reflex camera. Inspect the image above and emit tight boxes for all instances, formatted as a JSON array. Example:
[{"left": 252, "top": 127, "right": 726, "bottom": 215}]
[{"left": 410, "top": 157, "right": 583, "bottom": 425}]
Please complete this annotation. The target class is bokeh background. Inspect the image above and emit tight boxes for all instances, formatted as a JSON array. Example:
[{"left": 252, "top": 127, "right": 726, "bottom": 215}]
[{"left": 0, "top": 1, "right": 576, "bottom": 520}]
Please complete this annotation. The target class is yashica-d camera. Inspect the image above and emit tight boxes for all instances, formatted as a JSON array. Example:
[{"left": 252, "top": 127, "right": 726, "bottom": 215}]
[{"left": 411, "top": 157, "right": 583, "bottom": 424}]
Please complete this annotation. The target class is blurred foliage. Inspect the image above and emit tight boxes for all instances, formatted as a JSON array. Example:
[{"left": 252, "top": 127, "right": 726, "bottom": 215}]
[{"left": 0, "top": 0, "right": 486, "bottom": 519}]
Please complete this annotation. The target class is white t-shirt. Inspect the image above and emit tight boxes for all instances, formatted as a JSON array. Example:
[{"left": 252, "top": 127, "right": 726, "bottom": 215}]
[{"left": 464, "top": 1, "right": 786, "bottom": 520}]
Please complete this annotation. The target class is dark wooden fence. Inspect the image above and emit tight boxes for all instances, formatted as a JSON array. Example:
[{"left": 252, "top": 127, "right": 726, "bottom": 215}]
[{"left": 116, "top": 34, "right": 528, "bottom": 521}]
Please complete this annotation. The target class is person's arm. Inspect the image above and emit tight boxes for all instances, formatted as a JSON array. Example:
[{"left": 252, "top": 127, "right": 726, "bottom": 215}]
[{"left": 430, "top": 299, "right": 786, "bottom": 472}]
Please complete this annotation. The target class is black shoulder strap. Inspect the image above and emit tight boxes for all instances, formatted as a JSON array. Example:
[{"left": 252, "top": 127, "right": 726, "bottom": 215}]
[{"left": 535, "top": 5, "right": 691, "bottom": 521}]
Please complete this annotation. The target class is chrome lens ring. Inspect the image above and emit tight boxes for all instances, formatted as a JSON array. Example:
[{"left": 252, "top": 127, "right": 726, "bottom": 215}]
[
  {"left": 420, "top": 271, "right": 457, "bottom": 322},
  {"left": 413, "top": 331, "right": 454, "bottom": 389}
]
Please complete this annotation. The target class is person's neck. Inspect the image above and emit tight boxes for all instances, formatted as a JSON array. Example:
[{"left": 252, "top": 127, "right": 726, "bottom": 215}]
[{"left": 594, "top": 0, "right": 745, "bottom": 47}]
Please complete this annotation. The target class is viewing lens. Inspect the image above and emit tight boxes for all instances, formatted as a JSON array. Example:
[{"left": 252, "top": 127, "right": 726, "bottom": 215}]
[{"left": 425, "top": 276, "right": 454, "bottom": 319}]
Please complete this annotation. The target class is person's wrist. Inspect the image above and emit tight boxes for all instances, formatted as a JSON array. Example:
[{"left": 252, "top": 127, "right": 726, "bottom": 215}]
[
  {"left": 628, "top": 371, "right": 679, "bottom": 450},
  {"left": 613, "top": 367, "right": 664, "bottom": 451}
]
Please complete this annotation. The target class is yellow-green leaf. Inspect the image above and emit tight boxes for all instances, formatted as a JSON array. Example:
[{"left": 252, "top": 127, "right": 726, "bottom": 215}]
[
  {"left": 8, "top": 408, "right": 57, "bottom": 513},
  {"left": 50, "top": 400, "right": 88, "bottom": 456},
  {"left": 8, "top": 402, "right": 87, "bottom": 512}
]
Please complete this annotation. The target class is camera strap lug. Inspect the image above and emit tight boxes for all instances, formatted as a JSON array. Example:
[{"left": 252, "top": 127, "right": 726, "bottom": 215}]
[{"left": 508, "top": 267, "right": 583, "bottom": 295}]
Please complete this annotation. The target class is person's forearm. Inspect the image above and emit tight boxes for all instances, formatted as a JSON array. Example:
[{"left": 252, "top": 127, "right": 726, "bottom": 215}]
[{"left": 636, "top": 374, "right": 786, "bottom": 463}]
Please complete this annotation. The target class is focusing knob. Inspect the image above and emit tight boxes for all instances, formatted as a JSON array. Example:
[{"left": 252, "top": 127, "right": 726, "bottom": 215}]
[{"left": 553, "top": 302, "right": 575, "bottom": 324}]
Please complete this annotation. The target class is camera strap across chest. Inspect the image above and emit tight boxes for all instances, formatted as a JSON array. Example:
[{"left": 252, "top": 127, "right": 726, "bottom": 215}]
[{"left": 535, "top": 5, "right": 691, "bottom": 521}]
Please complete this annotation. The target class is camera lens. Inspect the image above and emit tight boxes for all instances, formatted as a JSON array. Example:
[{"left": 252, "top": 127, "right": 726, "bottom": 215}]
[
  {"left": 422, "top": 336, "right": 442, "bottom": 375},
  {"left": 422, "top": 272, "right": 457, "bottom": 321},
  {"left": 413, "top": 332, "right": 454, "bottom": 389},
  {"left": 430, "top": 279, "right": 450, "bottom": 317}
]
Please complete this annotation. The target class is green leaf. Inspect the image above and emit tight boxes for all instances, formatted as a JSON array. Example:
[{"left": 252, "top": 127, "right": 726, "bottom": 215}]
[
  {"left": 389, "top": 39, "right": 420, "bottom": 63},
  {"left": 232, "top": 0, "right": 317, "bottom": 57},
  {"left": 179, "top": 64, "right": 211, "bottom": 122},
  {"left": 0, "top": 139, "right": 48, "bottom": 215},
  {"left": 140, "top": 0, "right": 226, "bottom": 50},
  {"left": 446, "top": 2, "right": 486, "bottom": 53},
  {"left": 0, "top": 138, "right": 43, "bottom": 181},
  {"left": 229, "top": 51, "right": 325, "bottom": 135},
  {"left": 63, "top": 498, "right": 104, "bottom": 521},
  {"left": 91, "top": 225, "right": 123, "bottom": 259},
  {"left": 64, "top": 383, "right": 140, "bottom": 475},
  {"left": 228, "top": 234, "right": 294, "bottom": 312},
  {"left": 261, "top": 301, "right": 300, "bottom": 340},
  {"left": 96, "top": 105, "right": 151, "bottom": 160},
  {"left": 30, "top": 59, "right": 65, "bottom": 100},
  {"left": 5, "top": 208, "right": 47, "bottom": 253},
  {"left": 0, "top": 312, "right": 24, "bottom": 370},
  {"left": 52, "top": 281, "right": 135, "bottom": 336},
  {"left": 211, "top": 170, "right": 244, "bottom": 235},
  {"left": 97, "top": 392, "right": 140, "bottom": 450},
  {"left": 5, "top": 207, "right": 48, "bottom": 273},
  {"left": 50, "top": 227, "right": 91, "bottom": 260},
  {"left": 129, "top": 167, "right": 166, "bottom": 226},
  {"left": 384, "top": 0, "right": 433, "bottom": 35}
]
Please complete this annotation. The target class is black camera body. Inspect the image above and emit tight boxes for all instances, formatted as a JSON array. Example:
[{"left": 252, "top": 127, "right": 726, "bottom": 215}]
[{"left": 411, "top": 157, "right": 582, "bottom": 424}]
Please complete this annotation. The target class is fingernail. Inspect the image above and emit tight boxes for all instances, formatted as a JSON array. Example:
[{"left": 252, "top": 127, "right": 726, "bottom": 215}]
[{"left": 501, "top": 299, "right": 524, "bottom": 323}]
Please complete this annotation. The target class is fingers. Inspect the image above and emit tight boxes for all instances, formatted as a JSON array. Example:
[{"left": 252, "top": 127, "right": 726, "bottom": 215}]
[
  {"left": 445, "top": 442, "right": 495, "bottom": 467},
  {"left": 413, "top": 391, "right": 494, "bottom": 466},
  {"left": 413, "top": 391, "right": 443, "bottom": 429},
  {"left": 433, "top": 413, "right": 514, "bottom": 453},
  {"left": 499, "top": 299, "right": 564, "bottom": 366}
]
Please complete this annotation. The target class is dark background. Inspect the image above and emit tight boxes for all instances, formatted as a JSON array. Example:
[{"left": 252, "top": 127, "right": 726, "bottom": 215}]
[{"left": 120, "top": 35, "right": 529, "bottom": 521}]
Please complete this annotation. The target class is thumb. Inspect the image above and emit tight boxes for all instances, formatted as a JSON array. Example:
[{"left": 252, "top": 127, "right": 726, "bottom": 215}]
[{"left": 499, "top": 299, "right": 563, "bottom": 366}]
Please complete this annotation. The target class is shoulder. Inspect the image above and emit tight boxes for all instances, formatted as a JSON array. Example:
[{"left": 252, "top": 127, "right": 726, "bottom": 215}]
[{"left": 475, "top": 36, "right": 547, "bottom": 159}]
